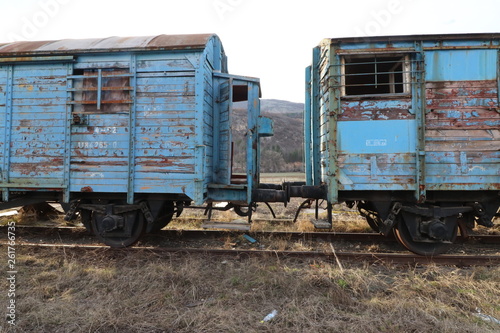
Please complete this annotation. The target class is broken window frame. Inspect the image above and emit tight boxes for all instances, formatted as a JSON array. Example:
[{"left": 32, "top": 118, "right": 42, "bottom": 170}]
[
  {"left": 69, "top": 68, "right": 133, "bottom": 114},
  {"left": 340, "top": 54, "right": 412, "bottom": 98}
]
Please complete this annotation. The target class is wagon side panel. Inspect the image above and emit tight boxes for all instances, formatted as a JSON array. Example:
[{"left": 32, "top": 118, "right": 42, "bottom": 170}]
[
  {"left": 69, "top": 54, "right": 134, "bottom": 194},
  {"left": 133, "top": 52, "right": 200, "bottom": 199},
  {"left": 6, "top": 63, "right": 67, "bottom": 189},
  {"left": 202, "top": 40, "right": 215, "bottom": 189},
  {"left": 424, "top": 49, "right": 500, "bottom": 191}
]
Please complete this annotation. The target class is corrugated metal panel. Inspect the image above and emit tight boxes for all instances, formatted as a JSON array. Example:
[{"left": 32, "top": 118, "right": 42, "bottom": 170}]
[{"left": 0, "top": 34, "right": 216, "bottom": 56}]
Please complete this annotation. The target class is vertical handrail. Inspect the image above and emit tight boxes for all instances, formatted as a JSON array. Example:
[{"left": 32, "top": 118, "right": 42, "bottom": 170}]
[
  {"left": 304, "top": 66, "right": 313, "bottom": 186},
  {"left": 63, "top": 63, "right": 73, "bottom": 202},
  {"left": 311, "top": 47, "right": 321, "bottom": 186},
  {"left": 327, "top": 43, "right": 341, "bottom": 204},
  {"left": 412, "top": 41, "right": 427, "bottom": 202},
  {"left": 1, "top": 65, "right": 14, "bottom": 202},
  {"left": 127, "top": 55, "right": 137, "bottom": 204},
  {"left": 96, "top": 69, "right": 102, "bottom": 110},
  {"left": 247, "top": 82, "right": 260, "bottom": 204}
]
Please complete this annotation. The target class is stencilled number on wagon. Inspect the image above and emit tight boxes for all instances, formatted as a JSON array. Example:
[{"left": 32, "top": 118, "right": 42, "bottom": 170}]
[
  {"left": 77, "top": 141, "right": 118, "bottom": 149},
  {"left": 94, "top": 127, "right": 118, "bottom": 134},
  {"left": 366, "top": 139, "right": 388, "bottom": 147}
]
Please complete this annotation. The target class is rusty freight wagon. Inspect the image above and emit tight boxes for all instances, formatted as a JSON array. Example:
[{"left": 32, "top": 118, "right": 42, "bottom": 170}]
[
  {"left": 0, "top": 34, "right": 275, "bottom": 246},
  {"left": 304, "top": 34, "right": 500, "bottom": 255}
]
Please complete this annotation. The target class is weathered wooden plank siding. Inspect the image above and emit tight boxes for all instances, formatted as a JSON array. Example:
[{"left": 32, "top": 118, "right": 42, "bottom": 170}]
[
  {"left": 133, "top": 54, "right": 199, "bottom": 194},
  {"left": 202, "top": 56, "right": 214, "bottom": 188},
  {"left": 0, "top": 34, "right": 238, "bottom": 204},
  {"left": 425, "top": 69, "right": 500, "bottom": 189},
  {"left": 8, "top": 64, "right": 67, "bottom": 186},
  {"left": 213, "top": 78, "right": 231, "bottom": 184},
  {"left": 310, "top": 36, "right": 500, "bottom": 196},
  {"left": 318, "top": 45, "right": 331, "bottom": 182}
]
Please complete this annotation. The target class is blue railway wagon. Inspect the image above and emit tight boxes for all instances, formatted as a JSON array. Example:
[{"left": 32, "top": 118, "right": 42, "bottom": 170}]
[
  {"left": 305, "top": 34, "right": 500, "bottom": 255},
  {"left": 0, "top": 34, "right": 273, "bottom": 246}
]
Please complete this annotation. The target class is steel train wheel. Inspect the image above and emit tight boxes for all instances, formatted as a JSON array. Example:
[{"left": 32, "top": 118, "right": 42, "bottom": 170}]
[
  {"left": 393, "top": 217, "right": 457, "bottom": 256},
  {"left": 234, "top": 205, "right": 252, "bottom": 217},
  {"left": 148, "top": 201, "right": 175, "bottom": 232},
  {"left": 91, "top": 206, "right": 145, "bottom": 247},
  {"left": 365, "top": 215, "right": 382, "bottom": 233}
]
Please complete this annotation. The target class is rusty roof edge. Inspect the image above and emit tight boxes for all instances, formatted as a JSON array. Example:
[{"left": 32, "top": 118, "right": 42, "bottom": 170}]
[
  {"left": 323, "top": 32, "right": 500, "bottom": 45},
  {"left": 0, "top": 33, "right": 218, "bottom": 56}
]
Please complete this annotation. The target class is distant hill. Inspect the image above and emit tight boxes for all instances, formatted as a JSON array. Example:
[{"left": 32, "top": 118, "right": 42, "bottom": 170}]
[
  {"left": 232, "top": 99, "right": 304, "bottom": 173},
  {"left": 261, "top": 99, "right": 304, "bottom": 115}
]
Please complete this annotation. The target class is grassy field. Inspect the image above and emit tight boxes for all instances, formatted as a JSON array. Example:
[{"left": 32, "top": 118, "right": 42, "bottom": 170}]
[
  {"left": 1, "top": 182, "right": 499, "bottom": 332},
  {"left": 260, "top": 172, "right": 305, "bottom": 183},
  {"left": 2, "top": 248, "right": 499, "bottom": 332}
]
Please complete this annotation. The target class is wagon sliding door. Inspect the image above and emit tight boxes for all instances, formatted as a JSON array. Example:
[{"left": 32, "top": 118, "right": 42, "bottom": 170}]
[
  {"left": 68, "top": 67, "right": 133, "bottom": 195},
  {"left": 213, "top": 77, "right": 233, "bottom": 185},
  {"left": 213, "top": 75, "right": 262, "bottom": 187},
  {"left": 328, "top": 49, "right": 422, "bottom": 202},
  {"left": 0, "top": 60, "right": 70, "bottom": 201}
]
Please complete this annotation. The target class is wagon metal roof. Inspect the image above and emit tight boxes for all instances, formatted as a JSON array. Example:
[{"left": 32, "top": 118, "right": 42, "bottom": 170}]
[
  {"left": 323, "top": 33, "right": 500, "bottom": 45},
  {"left": 0, "top": 34, "right": 217, "bottom": 56}
]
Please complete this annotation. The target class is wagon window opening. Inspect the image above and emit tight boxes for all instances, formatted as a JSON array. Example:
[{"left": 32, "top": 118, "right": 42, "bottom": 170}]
[
  {"left": 71, "top": 68, "right": 132, "bottom": 113},
  {"left": 342, "top": 55, "right": 410, "bottom": 97}
]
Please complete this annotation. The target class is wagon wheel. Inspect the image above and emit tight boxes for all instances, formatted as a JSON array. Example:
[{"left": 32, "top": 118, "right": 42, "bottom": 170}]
[
  {"left": 61, "top": 201, "right": 93, "bottom": 234},
  {"left": 91, "top": 205, "right": 145, "bottom": 247},
  {"left": 393, "top": 216, "right": 457, "bottom": 256},
  {"left": 234, "top": 205, "right": 254, "bottom": 217},
  {"left": 80, "top": 209, "right": 93, "bottom": 234},
  {"left": 147, "top": 201, "right": 175, "bottom": 233},
  {"left": 357, "top": 205, "right": 382, "bottom": 233},
  {"left": 365, "top": 215, "right": 383, "bottom": 233}
]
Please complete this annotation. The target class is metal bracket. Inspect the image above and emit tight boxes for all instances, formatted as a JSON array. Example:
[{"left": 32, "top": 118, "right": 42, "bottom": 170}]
[
  {"left": 139, "top": 201, "right": 155, "bottom": 225},
  {"left": 380, "top": 202, "right": 402, "bottom": 236},
  {"left": 64, "top": 200, "right": 80, "bottom": 221},
  {"left": 471, "top": 202, "right": 494, "bottom": 228},
  {"left": 72, "top": 113, "right": 88, "bottom": 125},
  {"left": 401, "top": 205, "right": 473, "bottom": 218}
]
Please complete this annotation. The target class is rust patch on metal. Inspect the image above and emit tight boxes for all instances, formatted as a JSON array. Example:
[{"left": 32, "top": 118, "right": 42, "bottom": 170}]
[
  {"left": 80, "top": 186, "right": 93, "bottom": 192},
  {"left": 426, "top": 108, "right": 500, "bottom": 130},
  {"left": 338, "top": 99, "right": 414, "bottom": 121},
  {"left": 426, "top": 80, "right": 498, "bottom": 110},
  {"left": 0, "top": 40, "right": 53, "bottom": 54},
  {"left": 148, "top": 34, "right": 212, "bottom": 50},
  {"left": 0, "top": 34, "right": 214, "bottom": 57}
]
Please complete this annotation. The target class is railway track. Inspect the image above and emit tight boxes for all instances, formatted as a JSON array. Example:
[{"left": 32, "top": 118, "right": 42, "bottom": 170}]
[
  {"left": 2, "top": 225, "right": 499, "bottom": 244},
  {"left": 2, "top": 225, "right": 499, "bottom": 266},
  {"left": 3, "top": 241, "right": 500, "bottom": 267}
]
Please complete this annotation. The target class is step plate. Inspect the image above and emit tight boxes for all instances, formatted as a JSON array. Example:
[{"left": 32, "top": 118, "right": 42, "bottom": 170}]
[{"left": 311, "top": 219, "right": 332, "bottom": 229}]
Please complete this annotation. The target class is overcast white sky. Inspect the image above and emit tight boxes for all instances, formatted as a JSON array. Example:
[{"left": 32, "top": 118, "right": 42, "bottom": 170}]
[{"left": 1, "top": 0, "right": 499, "bottom": 102}]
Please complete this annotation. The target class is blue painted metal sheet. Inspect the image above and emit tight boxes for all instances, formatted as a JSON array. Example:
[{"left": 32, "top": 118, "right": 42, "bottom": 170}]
[
  {"left": 338, "top": 120, "right": 416, "bottom": 154},
  {"left": 426, "top": 49, "right": 498, "bottom": 81}
]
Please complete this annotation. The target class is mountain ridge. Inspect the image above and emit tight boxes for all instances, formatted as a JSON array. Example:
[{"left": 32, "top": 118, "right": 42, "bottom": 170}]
[{"left": 232, "top": 99, "right": 305, "bottom": 173}]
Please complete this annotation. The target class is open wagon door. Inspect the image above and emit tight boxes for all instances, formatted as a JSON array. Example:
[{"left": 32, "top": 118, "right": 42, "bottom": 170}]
[{"left": 210, "top": 73, "right": 271, "bottom": 205}]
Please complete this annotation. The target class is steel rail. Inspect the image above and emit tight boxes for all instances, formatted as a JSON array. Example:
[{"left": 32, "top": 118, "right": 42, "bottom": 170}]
[
  {"left": 3, "top": 225, "right": 499, "bottom": 244},
  {"left": 3, "top": 241, "right": 499, "bottom": 266}
]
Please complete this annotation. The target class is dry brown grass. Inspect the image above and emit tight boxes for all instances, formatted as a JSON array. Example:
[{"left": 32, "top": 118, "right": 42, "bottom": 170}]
[{"left": 2, "top": 247, "right": 499, "bottom": 333}]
